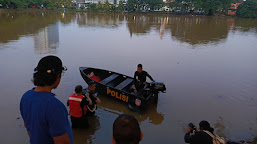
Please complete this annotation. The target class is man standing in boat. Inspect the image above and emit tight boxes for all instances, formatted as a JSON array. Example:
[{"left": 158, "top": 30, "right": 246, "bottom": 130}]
[
  {"left": 85, "top": 81, "right": 101, "bottom": 116},
  {"left": 133, "top": 64, "right": 154, "bottom": 92}
]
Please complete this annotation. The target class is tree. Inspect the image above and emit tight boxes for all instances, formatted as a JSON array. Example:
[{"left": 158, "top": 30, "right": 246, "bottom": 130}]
[
  {"left": 126, "top": 0, "right": 137, "bottom": 12},
  {"left": 97, "top": 1, "right": 104, "bottom": 11},
  {"left": 191, "top": 0, "right": 231, "bottom": 15},
  {"left": 87, "top": 3, "right": 97, "bottom": 11},
  {"left": 145, "top": 0, "right": 163, "bottom": 11},
  {"left": 220, "top": 0, "right": 231, "bottom": 12},
  {"left": 118, "top": 0, "right": 125, "bottom": 11},
  {"left": 104, "top": 0, "right": 110, "bottom": 11},
  {"left": 237, "top": 0, "right": 257, "bottom": 18},
  {"left": 110, "top": 4, "right": 117, "bottom": 12}
]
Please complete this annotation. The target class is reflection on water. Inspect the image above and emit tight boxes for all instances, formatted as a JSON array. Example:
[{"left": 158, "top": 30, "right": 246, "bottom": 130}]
[
  {"left": 34, "top": 23, "right": 59, "bottom": 54},
  {"left": 73, "top": 116, "right": 100, "bottom": 144},
  {"left": 0, "top": 12, "right": 59, "bottom": 44},
  {"left": 98, "top": 94, "right": 164, "bottom": 125},
  {"left": 214, "top": 116, "right": 227, "bottom": 137},
  {"left": 0, "top": 11, "right": 75, "bottom": 51},
  {"left": 1, "top": 12, "right": 257, "bottom": 47},
  {"left": 77, "top": 13, "right": 124, "bottom": 28}
]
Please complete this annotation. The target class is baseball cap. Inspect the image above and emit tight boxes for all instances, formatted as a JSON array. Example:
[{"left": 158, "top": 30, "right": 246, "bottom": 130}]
[{"left": 34, "top": 55, "right": 67, "bottom": 74}]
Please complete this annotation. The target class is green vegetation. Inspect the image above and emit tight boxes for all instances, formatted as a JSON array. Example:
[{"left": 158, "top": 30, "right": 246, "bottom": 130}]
[
  {"left": 237, "top": 0, "right": 257, "bottom": 18},
  {"left": 167, "top": 0, "right": 231, "bottom": 16},
  {"left": 87, "top": 0, "right": 125, "bottom": 13},
  {"left": 0, "top": 0, "right": 256, "bottom": 18},
  {"left": 126, "top": 0, "right": 163, "bottom": 12},
  {"left": 0, "top": 0, "right": 72, "bottom": 9}
]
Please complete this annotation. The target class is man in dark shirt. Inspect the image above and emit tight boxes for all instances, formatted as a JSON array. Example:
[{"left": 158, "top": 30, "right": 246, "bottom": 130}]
[
  {"left": 133, "top": 64, "right": 154, "bottom": 91},
  {"left": 184, "top": 120, "right": 214, "bottom": 144},
  {"left": 85, "top": 81, "right": 101, "bottom": 116}
]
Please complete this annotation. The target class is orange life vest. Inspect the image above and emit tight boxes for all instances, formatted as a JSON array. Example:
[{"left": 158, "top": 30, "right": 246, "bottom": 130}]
[{"left": 68, "top": 94, "right": 84, "bottom": 118}]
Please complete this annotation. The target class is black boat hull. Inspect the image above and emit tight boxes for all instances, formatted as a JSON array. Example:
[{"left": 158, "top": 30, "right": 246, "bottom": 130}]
[{"left": 79, "top": 67, "right": 162, "bottom": 111}]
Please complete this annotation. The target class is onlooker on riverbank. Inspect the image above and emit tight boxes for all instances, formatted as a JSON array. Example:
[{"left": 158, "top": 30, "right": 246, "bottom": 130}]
[
  {"left": 184, "top": 120, "right": 223, "bottom": 144},
  {"left": 20, "top": 55, "right": 73, "bottom": 144},
  {"left": 112, "top": 114, "right": 143, "bottom": 144},
  {"left": 67, "top": 85, "right": 89, "bottom": 128}
]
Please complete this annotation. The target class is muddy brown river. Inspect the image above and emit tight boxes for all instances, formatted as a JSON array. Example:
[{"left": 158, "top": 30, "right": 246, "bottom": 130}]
[{"left": 0, "top": 11, "right": 257, "bottom": 144}]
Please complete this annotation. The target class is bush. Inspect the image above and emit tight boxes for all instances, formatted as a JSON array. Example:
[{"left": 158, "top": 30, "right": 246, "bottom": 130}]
[
  {"left": 46, "top": 3, "right": 56, "bottom": 10},
  {"left": 237, "top": 0, "right": 257, "bottom": 18}
]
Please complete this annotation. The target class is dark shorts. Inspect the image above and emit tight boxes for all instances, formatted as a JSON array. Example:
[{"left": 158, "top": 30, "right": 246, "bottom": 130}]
[
  {"left": 86, "top": 111, "right": 95, "bottom": 116},
  {"left": 135, "top": 83, "right": 144, "bottom": 91},
  {"left": 70, "top": 116, "right": 88, "bottom": 129}
]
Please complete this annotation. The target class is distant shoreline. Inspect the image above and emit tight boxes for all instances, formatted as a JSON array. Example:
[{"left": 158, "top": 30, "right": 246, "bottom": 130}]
[{"left": 0, "top": 8, "right": 237, "bottom": 18}]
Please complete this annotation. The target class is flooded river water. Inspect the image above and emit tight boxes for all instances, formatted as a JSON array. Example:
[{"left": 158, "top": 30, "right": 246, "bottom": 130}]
[{"left": 0, "top": 11, "right": 257, "bottom": 144}]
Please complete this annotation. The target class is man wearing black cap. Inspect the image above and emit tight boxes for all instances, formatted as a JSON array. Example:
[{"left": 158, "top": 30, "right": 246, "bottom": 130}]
[
  {"left": 184, "top": 120, "right": 214, "bottom": 144},
  {"left": 20, "top": 55, "right": 73, "bottom": 144}
]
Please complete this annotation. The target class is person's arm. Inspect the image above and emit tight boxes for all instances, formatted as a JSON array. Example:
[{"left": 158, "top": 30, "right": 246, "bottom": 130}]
[
  {"left": 85, "top": 93, "right": 92, "bottom": 105},
  {"left": 133, "top": 71, "right": 137, "bottom": 83},
  {"left": 24, "top": 122, "right": 30, "bottom": 137},
  {"left": 95, "top": 97, "right": 101, "bottom": 104},
  {"left": 146, "top": 72, "right": 154, "bottom": 81},
  {"left": 53, "top": 133, "right": 71, "bottom": 144},
  {"left": 67, "top": 100, "right": 69, "bottom": 106},
  {"left": 92, "top": 94, "right": 101, "bottom": 104},
  {"left": 80, "top": 97, "right": 89, "bottom": 108}
]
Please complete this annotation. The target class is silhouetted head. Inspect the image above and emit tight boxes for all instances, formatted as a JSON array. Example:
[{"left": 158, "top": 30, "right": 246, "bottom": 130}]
[
  {"left": 75, "top": 85, "right": 83, "bottom": 94},
  {"left": 199, "top": 120, "right": 214, "bottom": 133},
  {"left": 137, "top": 64, "right": 143, "bottom": 73},
  {"left": 112, "top": 114, "right": 143, "bottom": 144},
  {"left": 88, "top": 81, "right": 96, "bottom": 92},
  {"left": 33, "top": 55, "right": 67, "bottom": 88}
]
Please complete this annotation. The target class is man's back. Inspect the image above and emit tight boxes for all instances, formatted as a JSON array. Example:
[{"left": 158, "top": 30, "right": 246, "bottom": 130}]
[
  {"left": 184, "top": 131, "right": 213, "bottom": 144},
  {"left": 20, "top": 89, "right": 73, "bottom": 144}
]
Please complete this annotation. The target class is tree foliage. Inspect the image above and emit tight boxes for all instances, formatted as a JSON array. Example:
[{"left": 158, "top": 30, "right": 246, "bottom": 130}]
[
  {"left": 126, "top": 0, "right": 163, "bottom": 12},
  {"left": 127, "top": 0, "right": 137, "bottom": 12},
  {"left": 0, "top": 0, "right": 72, "bottom": 9},
  {"left": 87, "top": 3, "right": 97, "bottom": 12},
  {"left": 237, "top": 0, "right": 257, "bottom": 18},
  {"left": 167, "top": 0, "right": 232, "bottom": 15},
  {"left": 96, "top": 1, "right": 103, "bottom": 11},
  {"left": 118, "top": 0, "right": 125, "bottom": 11},
  {"left": 104, "top": 0, "right": 110, "bottom": 11}
]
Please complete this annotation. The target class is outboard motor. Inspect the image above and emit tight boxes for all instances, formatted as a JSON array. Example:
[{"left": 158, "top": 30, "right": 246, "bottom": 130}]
[{"left": 150, "top": 81, "right": 166, "bottom": 93}]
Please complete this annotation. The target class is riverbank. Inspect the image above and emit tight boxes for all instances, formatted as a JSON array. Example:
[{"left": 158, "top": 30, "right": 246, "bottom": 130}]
[
  {"left": 0, "top": 8, "right": 237, "bottom": 18},
  {"left": 238, "top": 137, "right": 257, "bottom": 144}
]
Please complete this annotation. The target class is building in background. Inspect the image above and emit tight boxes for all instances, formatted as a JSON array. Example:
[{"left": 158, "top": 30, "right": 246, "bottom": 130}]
[{"left": 227, "top": 2, "right": 244, "bottom": 15}]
